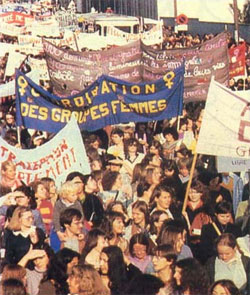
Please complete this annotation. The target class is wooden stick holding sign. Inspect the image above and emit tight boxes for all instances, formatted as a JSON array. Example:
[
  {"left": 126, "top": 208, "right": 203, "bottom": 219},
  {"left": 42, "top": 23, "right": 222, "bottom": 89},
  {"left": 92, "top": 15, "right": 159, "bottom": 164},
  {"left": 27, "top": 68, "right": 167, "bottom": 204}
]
[{"left": 182, "top": 152, "right": 198, "bottom": 215}]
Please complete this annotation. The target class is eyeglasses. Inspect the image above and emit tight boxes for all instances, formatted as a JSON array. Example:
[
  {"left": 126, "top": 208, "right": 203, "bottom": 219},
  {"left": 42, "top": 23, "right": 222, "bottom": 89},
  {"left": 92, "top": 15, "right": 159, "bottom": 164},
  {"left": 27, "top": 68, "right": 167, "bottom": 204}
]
[{"left": 129, "top": 143, "right": 137, "bottom": 147}]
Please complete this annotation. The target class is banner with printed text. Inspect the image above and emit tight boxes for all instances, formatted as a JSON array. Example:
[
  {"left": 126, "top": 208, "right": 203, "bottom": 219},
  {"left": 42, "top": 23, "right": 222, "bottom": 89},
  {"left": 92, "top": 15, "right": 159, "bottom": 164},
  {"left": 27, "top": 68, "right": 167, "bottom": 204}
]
[
  {"left": 196, "top": 79, "right": 250, "bottom": 159},
  {"left": 0, "top": 117, "right": 91, "bottom": 186},
  {"left": 43, "top": 39, "right": 142, "bottom": 97},
  {"left": 43, "top": 32, "right": 229, "bottom": 101},
  {"left": 141, "top": 32, "right": 229, "bottom": 102},
  {"left": 15, "top": 65, "right": 184, "bottom": 133}
]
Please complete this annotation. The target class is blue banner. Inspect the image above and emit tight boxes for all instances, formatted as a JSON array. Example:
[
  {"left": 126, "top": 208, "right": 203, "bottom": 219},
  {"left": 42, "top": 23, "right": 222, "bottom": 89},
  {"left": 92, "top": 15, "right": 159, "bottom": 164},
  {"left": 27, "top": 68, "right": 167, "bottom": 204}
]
[{"left": 15, "top": 66, "right": 184, "bottom": 133}]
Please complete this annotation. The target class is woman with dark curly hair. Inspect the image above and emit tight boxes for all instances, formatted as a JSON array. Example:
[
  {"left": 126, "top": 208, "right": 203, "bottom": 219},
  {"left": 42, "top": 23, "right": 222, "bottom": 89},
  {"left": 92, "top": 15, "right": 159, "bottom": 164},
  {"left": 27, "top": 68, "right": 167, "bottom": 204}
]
[
  {"left": 101, "top": 170, "right": 130, "bottom": 208},
  {"left": 80, "top": 228, "right": 108, "bottom": 271},
  {"left": 173, "top": 257, "right": 209, "bottom": 295},
  {"left": 100, "top": 211, "right": 128, "bottom": 254},
  {"left": 99, "top": 245, "right": 141, "bottom": 295}
]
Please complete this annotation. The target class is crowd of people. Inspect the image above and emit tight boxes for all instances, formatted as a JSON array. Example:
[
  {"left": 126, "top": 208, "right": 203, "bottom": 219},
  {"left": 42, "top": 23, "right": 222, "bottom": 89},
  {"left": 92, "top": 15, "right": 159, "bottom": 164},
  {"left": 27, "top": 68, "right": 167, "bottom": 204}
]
[
  {"left": 0, "top": 3, "right": 250, "bottom": 295},
  {"left": 0, "top": 103, "right": 250, "bottom": 295}
]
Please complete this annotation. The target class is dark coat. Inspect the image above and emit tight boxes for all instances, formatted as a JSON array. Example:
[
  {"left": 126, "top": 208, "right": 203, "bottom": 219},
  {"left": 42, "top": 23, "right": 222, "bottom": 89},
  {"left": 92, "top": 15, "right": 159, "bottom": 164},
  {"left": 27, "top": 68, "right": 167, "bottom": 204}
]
[{"left": 198, "top": 220, "right": 242, "bottom": 264}]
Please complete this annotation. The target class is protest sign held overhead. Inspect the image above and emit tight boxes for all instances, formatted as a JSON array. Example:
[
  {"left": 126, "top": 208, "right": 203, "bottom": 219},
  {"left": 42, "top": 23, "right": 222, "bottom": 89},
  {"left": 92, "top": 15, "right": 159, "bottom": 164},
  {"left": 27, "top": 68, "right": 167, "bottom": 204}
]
[
  {"left": 141, "top": 32, "right": 229, "bottom": 102},
  {"left": 43, "top": 39, "right": 142, "bottom": 97},
  {"left": 196, "top": 78, "right": 250, "bottom": 159},
  {"left": 0, "top": 116, "right": 90, "bottom": 186},
  {"left": 43, "top": 33, "right": 229, "bottom": 102},
  {"left": 15, "top": 65, "right": 184, "bottom": 133}
]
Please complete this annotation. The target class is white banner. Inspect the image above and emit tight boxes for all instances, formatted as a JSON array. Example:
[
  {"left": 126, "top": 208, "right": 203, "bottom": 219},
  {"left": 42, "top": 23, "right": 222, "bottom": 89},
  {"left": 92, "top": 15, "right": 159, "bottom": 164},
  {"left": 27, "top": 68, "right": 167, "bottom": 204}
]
[
  {"left": 27, "top": 57, "right": 49, "bottom": 80},
  {"left": 0, "top": 71, "right": 40, "bottom": 98},
  {"left": 0, "top": 116, "right": 91, "bottom": 186},
  {"left": 4, "top": 51, "right": 26, "bottom": 77},
  {"left": 217, "top": 156, "right": 250, "bottom": 173},
  {"left": 0, "top": 21, "right": 26, "bottom": 36},
  {"left": 76, "top": 31, "right": 108, "bottom": 50},
  {"left": 196, "top": 79, "right": 250, "bottom": 159},
  {"left": 106, "top": 23, "right": 163, "bottom": 46}
]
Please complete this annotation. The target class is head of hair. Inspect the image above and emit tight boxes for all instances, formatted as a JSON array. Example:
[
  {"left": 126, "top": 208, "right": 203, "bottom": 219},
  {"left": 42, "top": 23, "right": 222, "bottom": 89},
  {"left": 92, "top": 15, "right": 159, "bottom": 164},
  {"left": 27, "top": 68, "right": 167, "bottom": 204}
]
[
  {"left": 132, "top": 200, "right": 150, "bottom": 226},
  {"left": 40, "top": 177, "right": 56, "bottom": 194},
  {"left": 129, "top": 233, "right": 151, "bottom": 257},
  {"left": 102, "top": 170, "right": 120, "bottom": 191},
  {"left": 162, "top": 127, "right": 179, "bottom": 140},
  {"left": 2, "top": 264, "right": 26, "bottom": 282},
  {"left": 100, "top": 211, "right": 125, "bottom": 240},
  {"left": 209, "top": 280, "right": 240, "bottom": 295},
  {"left": 124, "top": 138, "right": 139, "bottom": 155},
  {"left": 156, "top": 219, "right": 186, "bottom": 247},
  {"left": 162, "top": 159, "right": 178, "bottom": 175},
  {"left": 149, "top": 210, "right": 168, "bottom": 235},
  {"left": 149, "top": 140, "right": 163, "bottom": 154},
  {"left": 58, "top": 181, "right": 78, "bottom": 200},
  {"left": 106, "top": 200, "right": 127, "bottom": 216},
  {"left": 136, "top": 181, "right": 151, "bottom": 198},
  {"left": 177, "top": 157, "right": 192, "bottom": 170},
  {"left": 101, "top": 246, "right": 127, "bottom": 294},
  {"left": 215, "top": 233, "right": 237, "bottom": 250},
  {"left": 149, "top": 184, "right": 174, "bottom": 209},
  {"left": 14, "top": 185, "right": 37, "bottom": 209},
  {"left": 153, "top": 244, "right": 177, "bottom": 262},
  {"left": 215, "top": 201, "right": 232, "bottom": 214},
  {"left": 29, "top": 180, "right": 47, "bottom": 195},
  {"left": 175, "top": 258, "right": 209, "bottom": 295},
  {"left": 60, "top": 208, "right": 82, "bottom": 229},
  {"left": 1, "top": 160, "right": 15, "bottom": 172},
  {"left": 111, "top": 128, "right": 124, "bottom": 138},
  {"left": 131, "top": 163, "right": 143, "bottom": 184},
  {"left": 80, "top": 229, "right": 106, "bottom": 263},
  {"left": 56, "top": 248, "right": 80, "bottom": 274},
  {"left": 66, "top": 171, "right": 85, "bottom": 183},
  {"left": 69, "top": 264, "right": 108, "bottom": 295},
  {"left": 7, "top": 206, "right": 32, "bottom": 231},
  {"left": 1, "top": 278, "right": 27, "bottom": 295}
]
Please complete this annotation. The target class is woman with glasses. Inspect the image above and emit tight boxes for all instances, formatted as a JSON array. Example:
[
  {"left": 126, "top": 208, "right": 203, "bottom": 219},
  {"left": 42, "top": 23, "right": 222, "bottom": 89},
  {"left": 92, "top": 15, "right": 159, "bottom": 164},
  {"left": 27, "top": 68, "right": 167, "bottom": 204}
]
[
  {"left": 120, "top": 138, "right": 145, "bottom": 178},
  {"left": 4, "top": 206, "right": 46, "bottom": 266},
  {"left": 128, "top": 233, "right": 154, "bottom": 273},
  {"left": 0, "top": 185, "right": 45, "bottom": 233}
]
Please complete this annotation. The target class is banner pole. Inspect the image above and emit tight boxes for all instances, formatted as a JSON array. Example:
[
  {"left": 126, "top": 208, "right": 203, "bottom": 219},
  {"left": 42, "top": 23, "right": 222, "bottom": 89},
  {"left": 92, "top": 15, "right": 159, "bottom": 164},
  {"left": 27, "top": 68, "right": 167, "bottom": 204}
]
[
  {"left": 182, "top": 152, "right": 198, "bottom": 214},
  {"left": 73, "top": 32, "right": 79, "bottom": 51},
  {"left": 17, "top": 126, "right": 22, "bottom": 148}
]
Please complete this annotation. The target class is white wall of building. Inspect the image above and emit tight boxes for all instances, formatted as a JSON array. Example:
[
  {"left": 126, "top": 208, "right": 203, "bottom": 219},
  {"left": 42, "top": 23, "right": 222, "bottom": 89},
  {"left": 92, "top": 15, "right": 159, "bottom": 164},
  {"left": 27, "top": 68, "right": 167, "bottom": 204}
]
[{"left": 158, "top": 0, "right": 247, "bottom": 23}]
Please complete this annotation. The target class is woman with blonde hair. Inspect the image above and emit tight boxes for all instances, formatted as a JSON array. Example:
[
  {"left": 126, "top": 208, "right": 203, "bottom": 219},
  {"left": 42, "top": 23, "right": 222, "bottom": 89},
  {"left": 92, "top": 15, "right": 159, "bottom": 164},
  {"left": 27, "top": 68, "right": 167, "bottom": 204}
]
[
  {"left": 4, "top": 206, "right": 45, "bottom": 266},
  {"left": 0, "top": 160, "right": 23, "bottom": 194},
  {"left": 67, "top": 264, "right": 109, "bottom": 295}
]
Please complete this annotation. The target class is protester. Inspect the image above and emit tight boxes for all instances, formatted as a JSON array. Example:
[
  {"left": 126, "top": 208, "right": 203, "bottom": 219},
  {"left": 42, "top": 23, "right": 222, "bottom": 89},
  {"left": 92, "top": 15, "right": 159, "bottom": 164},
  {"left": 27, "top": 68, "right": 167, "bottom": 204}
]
[
  {"left": 4, "top": 206, "right": 46, "bottom": 266},
  {"left": 205, "top": 233, "right": 250, "bottom": 294},
  {"left": 67, "top": 264, "right": 109, "bottom": 295},
  {"left": 173, "top": 257, "right": 210, "bottom": 295},
  {"left": 0, "top": 5, "right": 250, "bottom": 294}
]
